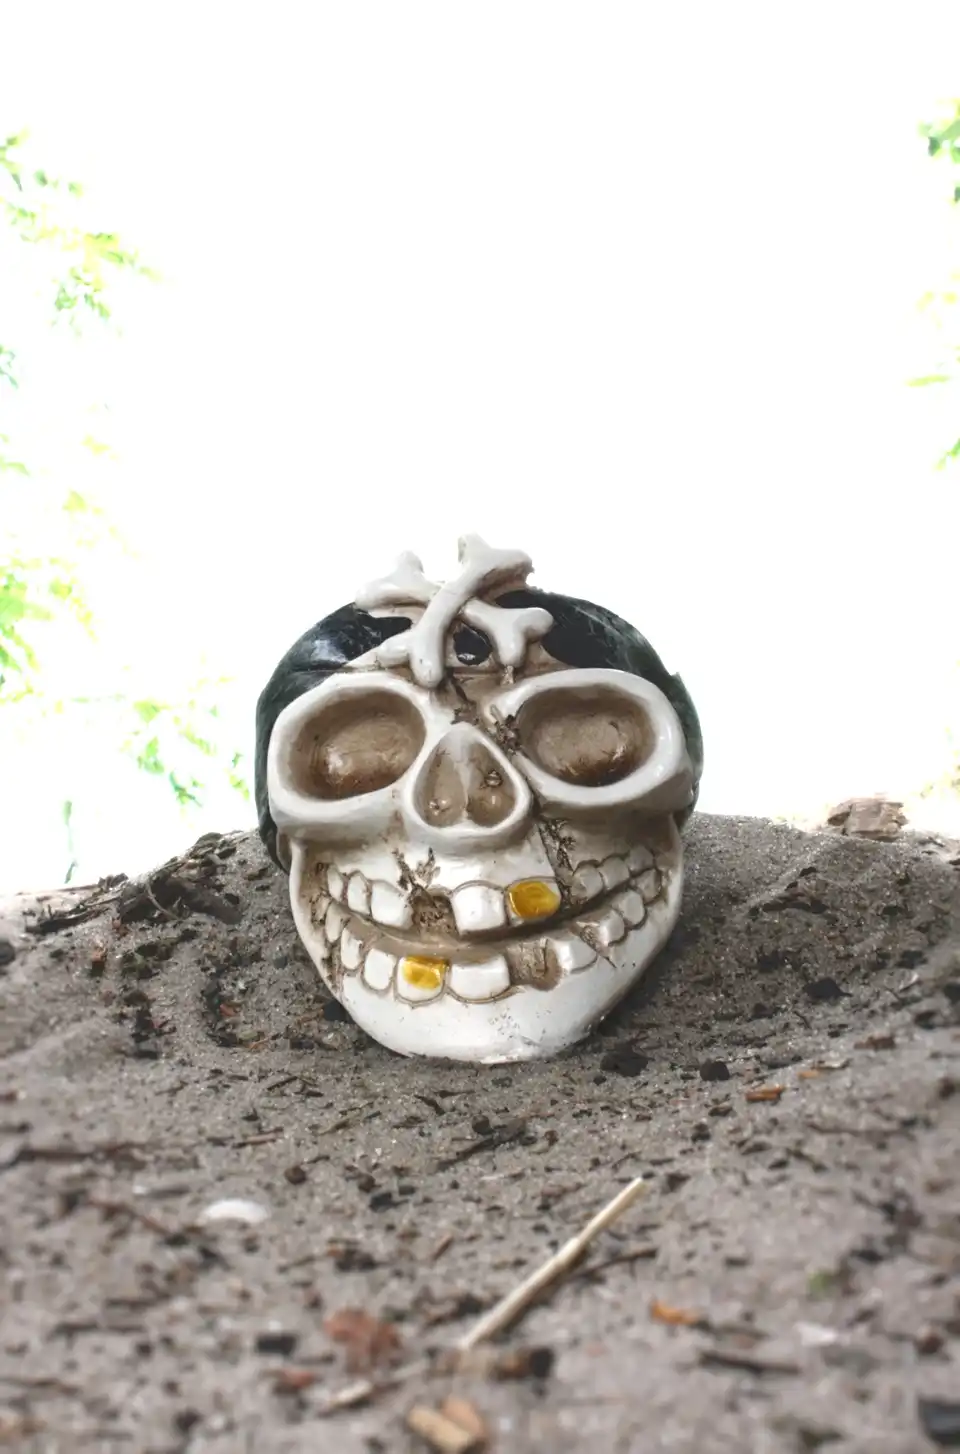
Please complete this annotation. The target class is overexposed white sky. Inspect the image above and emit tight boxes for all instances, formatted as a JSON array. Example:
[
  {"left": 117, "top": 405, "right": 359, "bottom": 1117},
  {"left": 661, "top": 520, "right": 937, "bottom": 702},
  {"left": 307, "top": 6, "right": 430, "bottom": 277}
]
[{"left": 3, "top": 2, "right": 960, "bottom": 891}]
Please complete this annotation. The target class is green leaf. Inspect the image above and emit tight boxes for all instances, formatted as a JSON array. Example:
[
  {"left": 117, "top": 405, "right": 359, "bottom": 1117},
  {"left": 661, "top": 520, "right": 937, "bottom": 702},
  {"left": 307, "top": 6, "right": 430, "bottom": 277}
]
[
  {"left": 908, "top": 373, "right": 953, "bottom": 387},
  {"left": 936, "top": 437, "right": 960, "bottom": 469},
  {"left": 133, "top": 700, "right": 163, "bottom": 725},
  {"left": 136, "top": 736, "right": 166, "bottom": 775}
]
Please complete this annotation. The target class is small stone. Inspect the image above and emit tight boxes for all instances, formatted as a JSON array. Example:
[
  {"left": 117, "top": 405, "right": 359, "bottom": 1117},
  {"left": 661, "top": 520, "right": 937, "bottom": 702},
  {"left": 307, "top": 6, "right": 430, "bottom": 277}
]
[
  {"left": 199, "top": 1197, "right": 269, "bottom": 1225},
  {"left": 255, "top": 1330, "right": 299, "bottom": 1356},
  {"left": 493, "top": 1345, "right": 555, "bottom": 1380},
  {"left": 599, "top": 1046, "right": 649, "bottom": 1077},
  {"left": 699, "top": 1059, "right": 731, "bottom": 1082},
  {"left": 918, "top": 1396, "right": 960, "bottom": 1446},
  {"left": 0, "top": 938, "right": 15, "bottom": 968},
  {"left": 914, "top": 1325, "right": 944, "bottom": 1356},
  {"left": 805, "top": 977, "right": 845, "bottom": 1002},
  {"left": 284, "top": 1164, "right": 307, "bottom": 1185}
]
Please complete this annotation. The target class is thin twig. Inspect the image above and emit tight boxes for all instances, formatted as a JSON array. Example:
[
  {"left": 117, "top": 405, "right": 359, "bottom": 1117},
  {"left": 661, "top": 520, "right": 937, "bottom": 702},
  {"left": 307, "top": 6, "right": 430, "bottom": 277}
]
[
  {"left": 457, "top": 1176, "right": 646, "bottom": 1350},
  {"left": 315, "top": 1176, "right": 647, "bottom": 1415}
]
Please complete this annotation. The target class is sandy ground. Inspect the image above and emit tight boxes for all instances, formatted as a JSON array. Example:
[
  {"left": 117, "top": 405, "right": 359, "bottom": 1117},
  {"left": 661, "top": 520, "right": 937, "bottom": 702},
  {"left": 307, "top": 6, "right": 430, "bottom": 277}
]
[{"left": 1, "top": 813, "right": 959, "bottom": 1454}]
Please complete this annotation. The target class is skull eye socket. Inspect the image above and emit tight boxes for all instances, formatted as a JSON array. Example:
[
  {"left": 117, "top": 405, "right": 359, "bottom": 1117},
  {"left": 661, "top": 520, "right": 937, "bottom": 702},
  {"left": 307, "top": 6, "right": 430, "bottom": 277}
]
[
  {"left": 517, "top": 685, "right": 654, "bottom": 787},
  {"left": 289, "top": 691, "right": 425, "bottom": 800}
]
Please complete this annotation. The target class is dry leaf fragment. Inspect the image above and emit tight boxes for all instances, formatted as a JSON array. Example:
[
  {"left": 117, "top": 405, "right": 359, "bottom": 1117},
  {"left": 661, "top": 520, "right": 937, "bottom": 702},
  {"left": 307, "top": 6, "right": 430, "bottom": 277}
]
[
  {"left": 407, "top": 1404, "right": 484, "bottom": 1454},
  {"left": 746, "top": 1086, "right": 784, "bottom": 1103},
  {"left": 855, "top": 1033, "right": 896, "bottom": 1051},
  {"left": 273, "top": 1367, "right": 318, "bottom": 1392},
  {"left": 650, "top": 1298, "right": 703, "bottom": 1327},
  {"left": 324, "top": 1307, "right": 402, "bottom": 1373}
]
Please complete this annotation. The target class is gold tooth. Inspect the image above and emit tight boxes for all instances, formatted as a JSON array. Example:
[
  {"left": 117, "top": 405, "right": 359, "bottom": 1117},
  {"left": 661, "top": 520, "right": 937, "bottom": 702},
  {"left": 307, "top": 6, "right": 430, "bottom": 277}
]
[
  {"left": 400, "top": 956, "right": 448, "bottom": 991},
  {"left": 507, "top": 879, "right": 561, "bottom": 920}
]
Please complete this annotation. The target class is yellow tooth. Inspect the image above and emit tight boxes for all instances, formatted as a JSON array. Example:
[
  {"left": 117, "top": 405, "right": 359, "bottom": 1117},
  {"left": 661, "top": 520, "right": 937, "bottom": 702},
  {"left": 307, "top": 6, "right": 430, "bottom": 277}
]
[
  {"left": 507, "top": 879, "right": 561, "bottom": 921},
  {"left": 400, "top": 955, "right": 448, "bottom": 991}
]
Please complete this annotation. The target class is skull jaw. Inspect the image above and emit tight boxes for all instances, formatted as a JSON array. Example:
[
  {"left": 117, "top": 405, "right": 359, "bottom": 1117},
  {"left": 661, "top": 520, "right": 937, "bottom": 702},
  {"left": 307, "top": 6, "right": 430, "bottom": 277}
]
[{"left": 288, "top": 852, "right": 684, "bottom": 1064}]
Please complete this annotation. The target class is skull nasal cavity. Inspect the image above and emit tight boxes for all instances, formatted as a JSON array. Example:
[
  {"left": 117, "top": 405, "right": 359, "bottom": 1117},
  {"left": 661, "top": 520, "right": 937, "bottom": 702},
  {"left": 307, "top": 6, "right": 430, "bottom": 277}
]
[{"left": 417, "top": 733, "right": 517, "bottom": 828}]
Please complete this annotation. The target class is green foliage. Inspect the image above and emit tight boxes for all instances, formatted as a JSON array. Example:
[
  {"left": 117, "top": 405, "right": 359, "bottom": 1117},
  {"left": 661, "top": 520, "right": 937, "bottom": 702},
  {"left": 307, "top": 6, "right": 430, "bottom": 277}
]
[
  {"left": 0, "top": 130, "right": 154, "bottom": 340},
  {"left": 912, "top": 100, "right": 960, "bottom": 468},
  {"left": 0, "top": 129, "right": 139, "bottom": 683},
  {"left": 124, "top": 689, "right": 251, "bottom": 811},
  {"left": 0, "top": 129, "right": 250, "bottom": 869}
]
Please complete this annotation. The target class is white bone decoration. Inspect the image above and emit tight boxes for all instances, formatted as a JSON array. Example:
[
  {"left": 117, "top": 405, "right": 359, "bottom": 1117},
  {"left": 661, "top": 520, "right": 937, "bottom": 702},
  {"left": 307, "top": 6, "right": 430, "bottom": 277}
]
[{"left": 258, "top": 536, "right": 702, "bottom": 1064}]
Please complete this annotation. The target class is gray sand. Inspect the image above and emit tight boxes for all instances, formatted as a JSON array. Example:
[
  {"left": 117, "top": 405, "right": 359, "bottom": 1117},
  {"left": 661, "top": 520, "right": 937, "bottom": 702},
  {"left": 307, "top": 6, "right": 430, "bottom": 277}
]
[{"left": 1, "top": 814, "right": 959, "bottom": 1452}]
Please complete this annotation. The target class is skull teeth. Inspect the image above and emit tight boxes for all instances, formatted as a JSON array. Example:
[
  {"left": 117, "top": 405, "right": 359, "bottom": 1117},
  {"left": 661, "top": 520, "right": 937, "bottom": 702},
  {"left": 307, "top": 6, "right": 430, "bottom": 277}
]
[
  {"left": 319, "top": 857, "right": 635, "bottom": 932},
  {"left": 451, "top": 882, "right": 507, "bottom": 936},
  {"left": 599, "top": 856, "right": 630, "bottom": 892},
  {"left": 346, "top": 872, "right": 371, "bottom": 916},
  {"left": 340, "top": 927, "right": 363, "bottom": 971},
  {"left": 449, "top": 955, "right": 511, "bottom": 1001},
  {"left": 304, "top": 852, "right": 666, "bottom": 1005},
  {"left": 547, "top": 932, "right": 597, "bottom": 973},
  {"left": 569, "top": 863, "right": 604, "bottom": 905},
  {"left": 363, "top": 947, "right": 396, "bottom": 992},
  {"left": 636, "top": 868, "right": 662, "bottom": 903},
  {"left": 578, "top": 908, "right": 627, "bottom": 952},
  {"left": 325, "top": 902, "right": 346, "bottom": 942},
  {"left": 370, "top": 881, "right": 412, "bottom": 930},
  {"left": 614, "top": 888, "right": 647, "bottom": 929}
]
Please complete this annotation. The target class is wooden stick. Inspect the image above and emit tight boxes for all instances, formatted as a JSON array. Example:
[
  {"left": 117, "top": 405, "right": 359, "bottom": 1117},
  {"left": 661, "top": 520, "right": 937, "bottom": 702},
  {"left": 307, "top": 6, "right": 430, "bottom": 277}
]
[
  {"left": 457, "top": 1176, "right": 646, "bottom": 1350},
  {"left": 316, "top": 1176, "right": 647, "bottom": 1414}
]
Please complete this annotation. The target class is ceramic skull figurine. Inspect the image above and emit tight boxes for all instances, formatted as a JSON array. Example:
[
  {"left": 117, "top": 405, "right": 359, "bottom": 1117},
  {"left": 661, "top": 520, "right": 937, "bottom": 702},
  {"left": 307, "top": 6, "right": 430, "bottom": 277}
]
[{"left": 255, "top": 537, "right": 702, "bottom": 1063}]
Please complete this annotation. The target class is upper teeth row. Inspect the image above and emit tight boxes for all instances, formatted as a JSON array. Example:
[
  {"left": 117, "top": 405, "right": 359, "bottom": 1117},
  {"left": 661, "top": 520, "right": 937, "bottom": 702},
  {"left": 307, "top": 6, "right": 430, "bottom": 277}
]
[{"left": 324, "top": 843, "right": 655, "bottom": 937}]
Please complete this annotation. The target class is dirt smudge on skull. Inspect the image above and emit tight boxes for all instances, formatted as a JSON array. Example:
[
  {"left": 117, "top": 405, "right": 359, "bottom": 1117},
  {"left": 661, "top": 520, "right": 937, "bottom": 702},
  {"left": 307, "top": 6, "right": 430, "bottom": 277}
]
[
  {"left": 408, "top": 887, "right": 458, "bottom": 940},
  {"left": 506, "top": 938, "right": 560, "bottom": 990}
]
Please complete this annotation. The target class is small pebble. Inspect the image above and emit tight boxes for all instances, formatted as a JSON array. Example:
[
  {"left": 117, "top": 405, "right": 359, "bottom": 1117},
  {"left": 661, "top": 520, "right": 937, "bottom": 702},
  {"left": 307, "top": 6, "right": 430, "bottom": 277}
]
[
  {"left": 199, "top": 1198, "right": 270, "bottom": 1226},
  {"left": 599, "top": 1046, "right": 649, "bottom": 1077},
  {"left": 255, "top": 1330, "right": 299, "bottom": 1356},
  {"left": 699, "top": 1059, "right": 730, "bottom": 1082},
  {"left": 805, "top": 976, "right": 845, "bottom": 1002},
  {"left": 915, "top": 1325, "right": 945, "bottom": 1356}
]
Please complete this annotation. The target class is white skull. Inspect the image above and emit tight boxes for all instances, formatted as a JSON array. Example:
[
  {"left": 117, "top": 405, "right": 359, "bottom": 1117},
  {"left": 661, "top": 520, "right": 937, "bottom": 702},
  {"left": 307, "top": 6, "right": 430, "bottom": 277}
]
[{"left": 263, "top": 537, "right": 698, "bottom": 1063}]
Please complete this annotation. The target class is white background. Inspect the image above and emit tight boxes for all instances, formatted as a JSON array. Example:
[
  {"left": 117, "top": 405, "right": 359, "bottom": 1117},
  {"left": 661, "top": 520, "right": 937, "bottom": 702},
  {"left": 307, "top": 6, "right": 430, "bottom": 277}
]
[{"left": 2, "top": 2, "right": 960, "bottom": 890}]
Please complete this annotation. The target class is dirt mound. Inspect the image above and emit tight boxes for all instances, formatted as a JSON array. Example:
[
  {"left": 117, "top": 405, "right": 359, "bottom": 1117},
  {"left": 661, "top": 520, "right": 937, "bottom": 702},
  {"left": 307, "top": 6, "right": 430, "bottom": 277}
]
[{"left": 1, "top": 815, "right": 959, "bottom": 1452}]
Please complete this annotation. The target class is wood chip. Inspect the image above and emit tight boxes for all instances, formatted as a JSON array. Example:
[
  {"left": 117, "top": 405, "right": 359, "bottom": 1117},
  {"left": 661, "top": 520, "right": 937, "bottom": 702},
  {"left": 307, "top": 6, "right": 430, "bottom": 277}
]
[
  {"left": 440, "top": 1397, "right": 489, "bottom": 1444},
  {"left": 650, "top": 1298, "right": 703, "bottom": 1327},
  {"left": 407, "top": 1404, "right": 484, "bottom": 1453},
  {"left": 430, "top": 1232, "right": 455, "bottom": 1262},
  {"left": 745, "top": 1086, "right": 784, "bottom": 1103}
]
